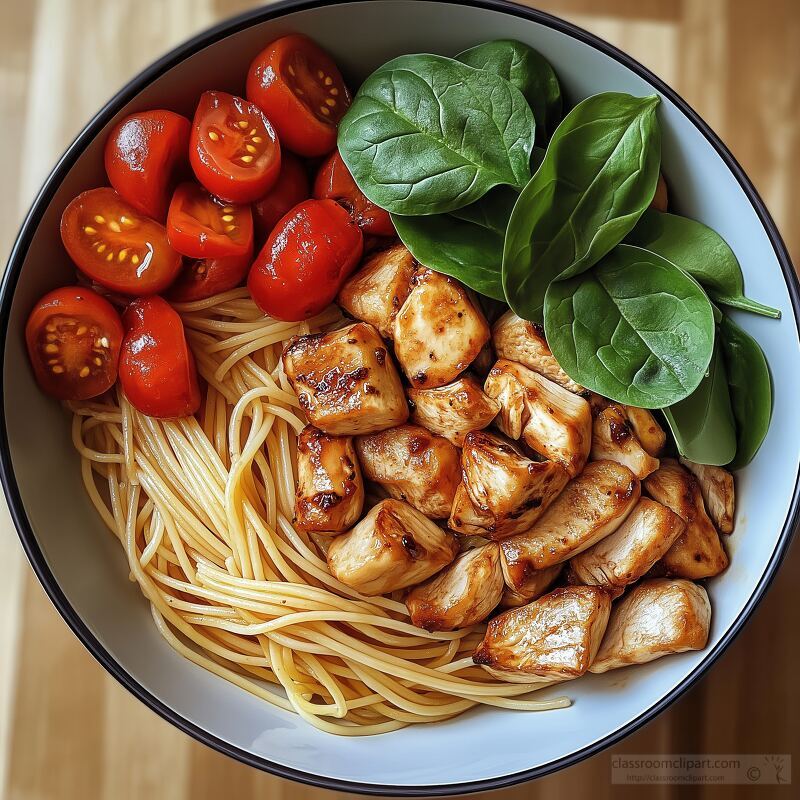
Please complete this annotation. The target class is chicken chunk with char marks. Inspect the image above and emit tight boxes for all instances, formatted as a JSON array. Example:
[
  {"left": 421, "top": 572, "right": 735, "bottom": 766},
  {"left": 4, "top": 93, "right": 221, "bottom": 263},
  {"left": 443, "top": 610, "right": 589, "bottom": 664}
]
[
  {"left": 295, "top": 426, "right": 364, "bottom": 533},
  {"left": 355, "top": 424, "right": 460, "bottom": 519},
  {"left": 590, "top": 578, "right": 710, "bottom": 673},
  {"left": 485, "top": 359, "right": 592, "bottom": 478},
  {"left": 500, "top": 460, "right": 640, "bottom": 590},
  {"left": 407, "top": 375, "right": 499, "bottom": 446},
  {"left": 405, "top": 543, "right": 504, "bottom": 631},
  {"left": 282, "top": 321, "right": 408, "bottom": 436},
  {"left": 326, "top": 499, "right": 458, "bottom": 595},
  {"left": 473, "top": 585, "right": 611, "bottom": 683},
  {"left": 448, "top": 430, "right": 569, "bottom": 540}
]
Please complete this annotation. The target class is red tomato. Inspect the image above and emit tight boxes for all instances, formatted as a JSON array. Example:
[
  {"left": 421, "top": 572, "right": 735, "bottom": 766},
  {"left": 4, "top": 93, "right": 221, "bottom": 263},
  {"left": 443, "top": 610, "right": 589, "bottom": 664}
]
[
  {"left": 119, "top": 297, "right": 201, "bottom": 418},
  {"left": 252, "top": 152, "right": 310, "bottom": 243},
  {"left": 168, "top": 247, "right": 253, "bottom": 303},
  {"left": 61, "top": 188, "right": 182, "bottom": 295},
  {"left": 25, "top": 286, "right": 123, "bottom": 401},
  {"left": 246, "top": 35, "right": 351, "bottom": 157},
  {"left": 313, "top": 150, "right": 395, "bottom": 237},
  {"left": 104, "top": 110, "right": 190, "bottom": 220},
  {"left": 248, "top": 199, "right": 363, "bottom": 321},
  {"left": 190, "top": 91, "right": 281, "bottom": 204},
  {"left": 167, "top": 182, "right": 252, "bottom": 259}
]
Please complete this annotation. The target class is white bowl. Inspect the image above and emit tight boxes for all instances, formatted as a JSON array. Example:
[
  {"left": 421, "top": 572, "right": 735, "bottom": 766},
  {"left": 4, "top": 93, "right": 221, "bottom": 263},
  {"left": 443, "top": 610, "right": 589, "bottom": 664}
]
[{"left": 2, "top": 0, "right": 798, "bottom": 793}]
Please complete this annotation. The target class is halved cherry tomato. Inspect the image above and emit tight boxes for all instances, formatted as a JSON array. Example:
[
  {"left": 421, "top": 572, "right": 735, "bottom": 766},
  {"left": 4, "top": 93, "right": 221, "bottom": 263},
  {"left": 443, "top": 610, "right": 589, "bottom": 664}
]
[
  {"left": 248, "top": 199, "right": 362, "bottom": 321},
  {"left": 104, "top": 110, "right": 190, "bottom": 221},
  {"left": 167, "top": 182, "right": 252, "bottom": 259},
  {"left": 119, "top": 297, "right": 200, "bottom": 418},
  {"left": 246, "top": 35, "right": 351, "bottom": 157},
  {"left": 61, "top": 188, "right": 182, "bottom": 295},
  {"left": 168, "top": 247, "right": 253, "bottom": 303},
  {"left": 313, "top": 150, "right": 395, "bottom": 237},
  {"left": 252, "top": 152, "right": 309, "bottom": 243},
  {"left": 25, "top": 286, "right": 123, "bottom": 401},
  {"left": 190, "top": 91, "right": 281, "bottom": 204}
]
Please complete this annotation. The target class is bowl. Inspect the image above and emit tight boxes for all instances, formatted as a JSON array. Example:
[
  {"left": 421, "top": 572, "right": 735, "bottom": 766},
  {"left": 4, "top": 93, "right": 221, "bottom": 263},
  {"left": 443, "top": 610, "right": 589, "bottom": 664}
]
[{"left": 2, "top": 0, "right": 799, "bottom": 793}]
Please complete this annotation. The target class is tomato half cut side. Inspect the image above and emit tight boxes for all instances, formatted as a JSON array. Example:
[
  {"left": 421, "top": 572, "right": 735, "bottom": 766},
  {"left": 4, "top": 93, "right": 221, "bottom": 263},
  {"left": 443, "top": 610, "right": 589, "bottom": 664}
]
[
  {"left": 104, "top": 110, "right": 190, "bottom": 221},
  {"left": 25, "top": 286, "right": 123, "bottom": 401},
  {"left": 167, "top": 182, "right": 252, "bottom": 259},
  {"left": 252, "top": 152, "right": 310, "bottom": 244},
  {"left": 313, "top": 150, "right": 395, "bottom": 237},
  {"left": 247, "top": 35, "right": 351, "bottom": 157},
  {"left": 168, "top": 247, "right": 253, "bottom": 303},
  {"left": 61, "top": 188, "right": 182, "bottom": 295},
  {"left": 190, "top": 91, "right": 281, "bottom": 204},
  {"left": 248, "top": 198, "right": 363, "bottom": 321},
  {"left": 119, "top": 297, "right": 201, "bottom": 418}
]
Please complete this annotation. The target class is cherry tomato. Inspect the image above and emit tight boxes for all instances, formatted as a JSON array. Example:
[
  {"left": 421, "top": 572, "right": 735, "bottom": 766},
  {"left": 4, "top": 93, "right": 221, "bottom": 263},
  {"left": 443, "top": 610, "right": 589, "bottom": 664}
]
[
  {"left": 168, "top": 247, "right": 253, "bottom": 303},
  {"left": 248, "top": 199, "right": 362, "bottom": 321},
  {"left": 25, "top": 286, "right": 123, "bottom": 401},
  {"left": 252, "top": 152, "right": 309, "bottom": 243},
  {"left": 166, "top": 182, "right": 252, "bottom": 259},
  {"left": 246, "top": 35, "right": 351, "bottom": 157},
  {"left": 119, "top": 297, "right": 200, "bottom": 418},
  {"left": 313, "top": 150, "right": 395, "bottom": 237},
  {"left": 61, "top": 188, "right": 182, "bottom": 295},
  {"left": 104, "top": 110, "right": 190, "bottom": 220},
  {"left": 190, "top": 91, "right": 281, "bottom": 204}
]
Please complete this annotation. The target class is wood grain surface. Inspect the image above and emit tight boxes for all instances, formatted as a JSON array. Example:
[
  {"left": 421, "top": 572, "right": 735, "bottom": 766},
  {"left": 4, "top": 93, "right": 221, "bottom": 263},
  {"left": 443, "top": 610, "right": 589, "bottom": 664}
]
[{"left": 0, "top": 1, "right": 798, "bottom": 798}]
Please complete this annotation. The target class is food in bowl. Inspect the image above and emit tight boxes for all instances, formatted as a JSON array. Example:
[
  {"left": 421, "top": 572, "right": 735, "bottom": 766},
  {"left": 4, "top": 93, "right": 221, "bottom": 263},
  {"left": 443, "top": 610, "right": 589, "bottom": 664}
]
[{"left": 22, "top": 32, "right": 778, "bottom": 735}]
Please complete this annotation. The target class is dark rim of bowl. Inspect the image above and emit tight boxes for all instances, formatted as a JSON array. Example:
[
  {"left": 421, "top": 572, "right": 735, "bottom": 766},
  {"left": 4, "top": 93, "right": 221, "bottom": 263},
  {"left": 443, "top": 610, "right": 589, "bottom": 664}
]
[{"left": 1, "top": 0, "right": 798, "bottom": 795}]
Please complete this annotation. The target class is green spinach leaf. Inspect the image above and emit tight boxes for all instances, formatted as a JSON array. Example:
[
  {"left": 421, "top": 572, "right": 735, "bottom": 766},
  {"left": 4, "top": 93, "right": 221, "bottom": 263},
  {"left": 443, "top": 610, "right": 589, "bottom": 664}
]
[
  {"left": 457, "top": 39, "right": 562, "bottom": 142},
  {"left": 662, "top": 342, "right": 737, "bottom": 466},
  {"left": 719, "top": 315, "right": 773, "bottom": 467},
  {"left": 391, "top": 186, "right": 518, "bottom": 300},
  {"left": 503, "top": 92, "right": 661, "bottom": 322},
  {"left": 543, "top": 244, "right": 714, "bottom": 408},
  {"left": 338, "top": 54, "right": 535, "bottom": 215},
  {"left": 626, "top": 209, "right": 780, "bottom": 319}
]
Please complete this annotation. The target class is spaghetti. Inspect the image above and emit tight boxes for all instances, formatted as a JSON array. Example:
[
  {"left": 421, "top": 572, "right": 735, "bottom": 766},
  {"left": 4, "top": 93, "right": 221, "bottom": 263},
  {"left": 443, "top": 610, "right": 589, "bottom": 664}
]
[{"left": 70, "top": 288, "right": 568, "bottom": 734}]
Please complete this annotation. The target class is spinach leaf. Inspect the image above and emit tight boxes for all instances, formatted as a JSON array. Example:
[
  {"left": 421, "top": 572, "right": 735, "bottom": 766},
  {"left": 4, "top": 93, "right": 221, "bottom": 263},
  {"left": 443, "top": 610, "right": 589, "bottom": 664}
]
[
  {"left": 543, "top": 244, "right": 714, "bottom": 408},
  {"left": 391, "top": 186, "right": 518, "bottom": 300},
  {"left": 626, "top": 209, "right": 780, "bottom": 319},
  {"left": 662, "top": 342, "right": 737, "bottom": 466},
  {"left": 503, "top": 92, "right": 661, "bottom": 322},
  {"left": 457, "top": 39, "right": 562, "bottom": 142},
  {"left": 719, "top": 315, "right": 773, "bottom": 467},
  {"left": 337, "top": 54, "right": 535, "bottom": 215}
]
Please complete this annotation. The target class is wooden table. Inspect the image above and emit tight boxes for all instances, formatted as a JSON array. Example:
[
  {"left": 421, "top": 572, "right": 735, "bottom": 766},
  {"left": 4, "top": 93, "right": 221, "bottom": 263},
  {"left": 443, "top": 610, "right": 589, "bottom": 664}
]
[{"left": 1, "top": 1, "right": 798, "bottom": 798}]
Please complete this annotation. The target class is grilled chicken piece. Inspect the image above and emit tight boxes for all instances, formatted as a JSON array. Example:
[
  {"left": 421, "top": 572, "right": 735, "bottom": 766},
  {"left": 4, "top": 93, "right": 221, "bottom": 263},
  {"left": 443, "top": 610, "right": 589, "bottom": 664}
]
[
  {"left": 295, "top": 426, "right": 364, "bottom": 533},
  {"left": 591, "top": 404, "right": 660, "bottom": 479},
  {"left": 336, "top": 243, "right": 417, "bottom": 337},
  {"left": 448, "top": 431, "right": 569, "bottom": 539},
  {"left": 492, "top": 311, "right": 584, "bottom": 393},
  {"left": 406, "top": 543, "right": 504, "bottom": 631},
  {"left": 392, "top": 268, "right": 490, "bottom": 388},
  {"left": 567, "top": 498, "right": 685, "bottom": 595},
  {"left": 679, "top": 458, "right": 735, "bottom": 534},
  {"left": 485, "top": 360, "right": 592, "bottom": 477},
  {"left": 473, "top": 585, "right": 611, "bottom": 683},
  {"left": 643, "top": 459, "right": 728, "bottom": 579},
  {"left": 501, "top": 460, "right": 640, "bottom": 590},
  {"left": 408, "top": 376, "right": 500, "bottom": 447},
  {"left": 590, "top": 578, "right": 710, "bottom": 673},
  {"left": 500, "top": 563, "right": 563, "bottom": 609},
  {"left": 355, "top": 424, "right": 460, "bottom": 519},
  {"left": 624, "top": 406, "right": 666, "bottom": 457},
  {"left": 282, "top": 322, "right": 408, "bottom": 436},
  {"left": 327, "top": 499, "right": 458, "bottom": 595}
]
